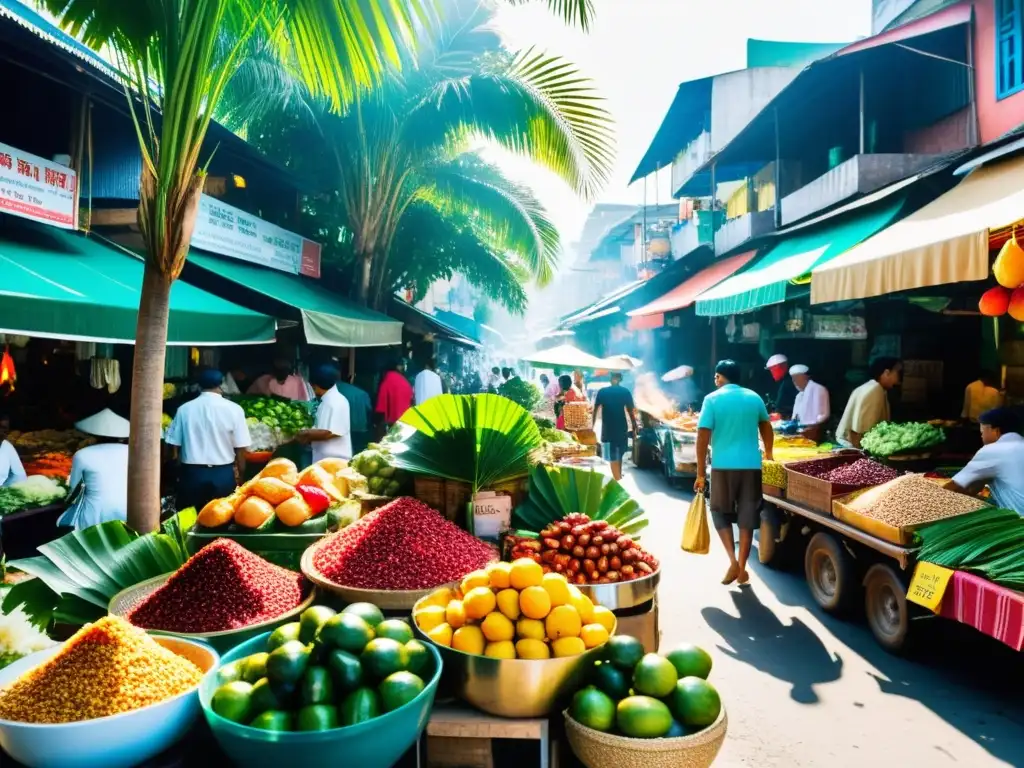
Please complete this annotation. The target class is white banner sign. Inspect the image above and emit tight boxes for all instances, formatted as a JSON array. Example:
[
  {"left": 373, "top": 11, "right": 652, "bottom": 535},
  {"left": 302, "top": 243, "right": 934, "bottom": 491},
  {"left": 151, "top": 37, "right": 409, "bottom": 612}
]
[
  {"left": 472, "top": 491, "right": 512, "bottom": 541},
  {"left": 191, "top": 194, "right": 321, "bottom": 278},
  {"left": 0, "top": 143, "right": 78, "bottom": 229}
]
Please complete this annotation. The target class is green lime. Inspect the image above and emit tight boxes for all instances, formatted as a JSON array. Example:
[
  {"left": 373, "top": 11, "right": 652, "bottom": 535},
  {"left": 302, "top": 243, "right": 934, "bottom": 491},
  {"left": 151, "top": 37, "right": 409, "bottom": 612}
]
[
  {"left": 327, "top": 649, "right": 365, "bottom": 693},
  {"left": 616, "top": 695, "right": 673, "bottom": 738},
  {"left": 339, "top": 687, "right": 381, "bottom": 726},
  {"left": 211, "top": 681, "right": 254, "bottom": 724},
  {"left": 300, "top": 666, "right": 335, "bottom": 706},
  {"left": 342, "top": 602, "right": 385, "bottom": 628},
  {"left": 665, "top": 719, "right": 687, "bottom": 738},
  {"left": 604, "top": 635, "right": 645, "bottom": 671},
  {"left": 267, "top": 622, "right": 302, "bottom": 652},
  {"left": 319, "top": 613, "right": 375, "bottom": 654},
  {"left": 249, "top": 677, "right": 285, "bottom": 716},
  {"left": 664, "top": 644, "right": 713, "bottom": 680},
  {"left": 296, "top": 704, "right": 339, "bottom": 732},
  {"left": 266, "top": 640, "right": 311, "bottom": 686},
  {"left": 632, "top": 653, "right": 678, "bottom": 698},
  {"left": 591, "top": 661, "right": 631, "bottom": 701},
  {"left": 215, "top": 660, "right": 245, "bottom": 686},
  {"left": 375, "top": 619, "right": 414, "bottom": 644},
  {"left": 361, "top": 638, "right": 409, "bottom": 679},
  {"left": 379, "top": 671, "right": 425, "bottom": 712},
  {"left": 249, "top": 710, "right": 292, "bottom": 732},
  {"left": 668, "top": 677, "right": 722, "bottom": 728},
  {"left": 404, "top": 640, "right": 430, "bottom": 675},
  {"left": 299, "top": 605, "right": 338, "bottom": 644},
  {"left": 241, "top": 652, "right": 269, "bottom": 684},
  {"left": 570, "top": 686, "right": 616, "bottom": 732}
]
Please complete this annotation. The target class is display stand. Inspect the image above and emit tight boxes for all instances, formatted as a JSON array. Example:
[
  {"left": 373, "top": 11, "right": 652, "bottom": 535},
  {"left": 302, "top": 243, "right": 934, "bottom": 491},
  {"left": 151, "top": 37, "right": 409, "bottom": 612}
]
[
  {"left": 422, "top": 704, "right": 553, "bottom": 768},
  {"left": 614, "top": 595, "right": 660, "bottom": 653}
]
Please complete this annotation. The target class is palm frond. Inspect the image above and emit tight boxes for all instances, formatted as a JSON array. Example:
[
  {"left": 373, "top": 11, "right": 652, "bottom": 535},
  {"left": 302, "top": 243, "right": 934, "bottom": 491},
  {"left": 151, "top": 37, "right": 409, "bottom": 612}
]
[
  {"left": 512, "top": 465, "right": 647, "bottom": 536},
  {"left": 420, "top": 155, "right": 560, "bottom": 285},
  {"left": 504, "top": 0, "right": 595, "bottom": 30}
]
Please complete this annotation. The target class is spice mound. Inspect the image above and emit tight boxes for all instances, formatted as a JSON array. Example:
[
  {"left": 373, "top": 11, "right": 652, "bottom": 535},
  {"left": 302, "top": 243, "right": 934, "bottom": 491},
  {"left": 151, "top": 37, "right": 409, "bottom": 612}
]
[
  {"left": 0, "top": 616, "right": 202, "bottom": 724},
  {"left": 127, "top": 538, "right": 305, "bottom": 633},
  {"left": 312, "top": 497, "right": 495, "bottom": 590},
  {"left": 845, "top": 474, "right": 988, "bottom": 527}
]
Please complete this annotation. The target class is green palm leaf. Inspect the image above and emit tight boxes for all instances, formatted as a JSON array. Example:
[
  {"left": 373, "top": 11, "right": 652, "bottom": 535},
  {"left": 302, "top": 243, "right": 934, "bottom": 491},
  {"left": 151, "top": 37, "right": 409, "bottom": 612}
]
[{"left": 511, "top": 466, "right": 646, "bottom": 536}]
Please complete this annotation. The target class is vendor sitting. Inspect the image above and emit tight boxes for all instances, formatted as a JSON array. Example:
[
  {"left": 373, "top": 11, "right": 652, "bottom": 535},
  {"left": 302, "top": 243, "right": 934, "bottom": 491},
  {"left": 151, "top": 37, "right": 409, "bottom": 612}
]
[
  {"left": 58, "top": 409, "right": 129, "bottom": 530},
  {"left": 789, "top": 365, "right": 830, "bottom": 427},
  {"left": 948, "top": 407, "right": 1024, "bottom": 517}
]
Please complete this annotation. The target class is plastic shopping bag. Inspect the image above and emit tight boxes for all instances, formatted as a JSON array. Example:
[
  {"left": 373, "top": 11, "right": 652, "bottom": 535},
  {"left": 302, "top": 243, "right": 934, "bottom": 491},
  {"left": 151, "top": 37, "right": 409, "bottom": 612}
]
[{"left": 681, "top": 491, "right": 710, "bottom": 554}]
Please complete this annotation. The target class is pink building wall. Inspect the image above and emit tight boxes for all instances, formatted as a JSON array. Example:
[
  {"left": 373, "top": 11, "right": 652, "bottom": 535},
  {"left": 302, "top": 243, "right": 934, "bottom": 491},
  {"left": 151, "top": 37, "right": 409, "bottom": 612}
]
[{"left": 973, "top": 0, "right": 1024, "bottom": 142}]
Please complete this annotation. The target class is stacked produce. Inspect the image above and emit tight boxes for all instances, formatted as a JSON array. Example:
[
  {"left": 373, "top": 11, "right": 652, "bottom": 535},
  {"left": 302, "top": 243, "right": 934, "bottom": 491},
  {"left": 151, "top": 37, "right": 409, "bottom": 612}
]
[
  {"left": 0, "top": 475, "right": 67, "bottom": 516},
  {"left": 127, "top": 539, "right": 307, "bottom": 633},
  {"left": 761, "top": 460, "right": 787, "bottom": 488},
  {"left": 568, "top": 637, "right": 721, "bottom": 738},
  {"left": 413, "top": 561, "right": 614, "bottom": 659},
  {"left": 509, "top": 513, "right": 659, "bottom": 585},
  {"left": 8, "top": 429, "right": 93, "bottom": 453},
  {"left": 197, "top": 457, "right": 354, "bottom": 531},
  {"left": 861, "top": 421, "right": 944, "bottom": 457},
  {"left": 235, "top": 396, "right": 314, "bottom": 435},
  {"left": 497, "top": 377, "right": 544, "bottom": 414},
  {"left": 311, "top": 497, "right": 495, "bottom": 590},
  {"left": 349, "top": 444, "right": 406, "bottom": 497},
  {"left": 20, "top": 452, "right": 73, "bottom": 479},
  {"left": 209, "top": 602, "right": 432, "bottom": 732},
  {"left": 0, "top": 616, "right": 203, "bottom": 723},
  {"left": 842, "top": 474, "right": 987, "bottom": 527},
  {"left": 820, "top": 459, "right": 901, "bottom": 485},
  {"left": 915, "top": 507, "right": 1024, "bottom": 589}
]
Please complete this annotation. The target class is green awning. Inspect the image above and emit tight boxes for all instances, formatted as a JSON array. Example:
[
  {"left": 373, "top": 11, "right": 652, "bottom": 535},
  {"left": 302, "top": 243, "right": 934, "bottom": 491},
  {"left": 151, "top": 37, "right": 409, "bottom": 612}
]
[
  {"left": 187, "top": 251, "right": 402, "bottom": 347},
  {"left": 695, "top": 198, "right": 905, "bottom": 316},
  {"left": 0, "top": 219, "right": 276, "bottom": 345}
]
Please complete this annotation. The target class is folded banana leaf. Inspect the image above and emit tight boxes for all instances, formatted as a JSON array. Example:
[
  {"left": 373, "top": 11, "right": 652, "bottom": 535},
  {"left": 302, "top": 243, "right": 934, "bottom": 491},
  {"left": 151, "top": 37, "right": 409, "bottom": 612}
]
[{"left": 512, "top": 465, "right": 646, "bottom": 537}]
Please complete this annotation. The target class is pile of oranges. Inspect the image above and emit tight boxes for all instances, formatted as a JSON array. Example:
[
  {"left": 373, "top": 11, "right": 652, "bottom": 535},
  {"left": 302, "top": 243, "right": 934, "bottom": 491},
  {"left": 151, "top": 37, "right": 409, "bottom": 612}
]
[{"left": 413, "top": 558, "right": 615, "bottom": 660}]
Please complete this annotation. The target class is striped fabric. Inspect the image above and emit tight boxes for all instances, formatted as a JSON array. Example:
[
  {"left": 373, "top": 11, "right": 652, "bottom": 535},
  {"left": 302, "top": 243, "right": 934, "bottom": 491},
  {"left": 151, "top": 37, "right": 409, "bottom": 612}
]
[{"left": 940, "top": 571, "right": 1024, "bottom": 651}]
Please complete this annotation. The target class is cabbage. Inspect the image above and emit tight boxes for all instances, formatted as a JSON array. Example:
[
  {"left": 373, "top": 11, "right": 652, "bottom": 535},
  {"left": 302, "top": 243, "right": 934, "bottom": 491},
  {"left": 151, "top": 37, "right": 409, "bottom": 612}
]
[{"left": 9, "top": 475, "right": 67, "bottom": 506}]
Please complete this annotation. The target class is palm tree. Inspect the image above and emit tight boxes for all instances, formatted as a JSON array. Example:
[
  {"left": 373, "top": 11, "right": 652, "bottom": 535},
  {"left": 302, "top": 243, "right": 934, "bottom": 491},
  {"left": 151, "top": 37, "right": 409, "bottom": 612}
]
[{"left": 42, "top": 0, "right": 599, "bottom": 534}]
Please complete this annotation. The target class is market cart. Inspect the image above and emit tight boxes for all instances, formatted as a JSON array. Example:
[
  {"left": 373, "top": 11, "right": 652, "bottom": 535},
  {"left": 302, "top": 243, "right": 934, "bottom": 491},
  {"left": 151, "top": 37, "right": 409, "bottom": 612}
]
[{"left": 633, "top": 409, "right": 703, "bottom": 481}]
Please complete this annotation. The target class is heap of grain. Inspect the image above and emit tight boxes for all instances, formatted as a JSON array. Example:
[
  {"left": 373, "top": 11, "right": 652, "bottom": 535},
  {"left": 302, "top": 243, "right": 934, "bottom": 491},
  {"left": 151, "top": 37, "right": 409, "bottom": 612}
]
[
  {"left": 0, "top": 616, "right": 203, "bottom": 723},
  {"left": 844, "top": 474, "right": 987, "bottom": 527}
]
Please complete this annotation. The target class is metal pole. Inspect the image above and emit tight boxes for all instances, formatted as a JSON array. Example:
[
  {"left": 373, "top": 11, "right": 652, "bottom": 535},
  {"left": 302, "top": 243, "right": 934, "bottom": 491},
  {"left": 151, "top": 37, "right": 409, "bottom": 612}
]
[
  {"left": 710, "top": 160, "right": 717, "bottom": 253},
  {"left": 966, "top": 20, "right": 978, "bottom": 146},
  {"left": 859, "top": 66, "right": 866, "bottom": 155},
  {"left": 773, "top": 108, "right": 782, "bottom": 229}
]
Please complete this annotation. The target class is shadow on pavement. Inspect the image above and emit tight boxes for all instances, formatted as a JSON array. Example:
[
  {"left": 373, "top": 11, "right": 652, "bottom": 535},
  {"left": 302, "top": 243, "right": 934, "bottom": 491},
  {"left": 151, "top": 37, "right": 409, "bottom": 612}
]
[{"left": 701, "top": 587, "right": 844, "bottom": 704}]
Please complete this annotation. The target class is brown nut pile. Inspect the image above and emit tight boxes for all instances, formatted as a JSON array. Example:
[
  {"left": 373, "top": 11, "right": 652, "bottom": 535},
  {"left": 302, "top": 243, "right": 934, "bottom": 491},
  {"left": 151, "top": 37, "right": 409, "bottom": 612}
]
[{"left": 845, "top": 474, "right": 987, "bottom": 527}]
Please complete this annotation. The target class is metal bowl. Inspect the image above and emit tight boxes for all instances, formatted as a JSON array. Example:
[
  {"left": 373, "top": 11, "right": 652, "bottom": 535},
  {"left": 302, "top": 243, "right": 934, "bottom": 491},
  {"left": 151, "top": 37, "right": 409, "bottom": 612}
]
[
  {"left": 300, "top": 542, "right": 458, "bottom": 610},
  {"left": 576, "top": 569, "right": 661, "bottom": 611},
  {"left": 108, "top": 573, "right": 315, "bottom": 652},
  {"left": 412, "top": 593, "right": 616, "bottom": 718}
]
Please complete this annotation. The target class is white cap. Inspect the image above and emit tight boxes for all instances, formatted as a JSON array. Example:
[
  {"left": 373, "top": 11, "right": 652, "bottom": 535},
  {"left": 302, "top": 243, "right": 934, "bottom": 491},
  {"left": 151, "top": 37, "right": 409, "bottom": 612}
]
[
  {"left": 765, "top": 354, "right": 788, "bottom": 369},
  {"left": 75, "top": 409, "right": 130, "bottom": 439},
  {"left": 789, "top": 364, "right": 809, "bottom": 375}
]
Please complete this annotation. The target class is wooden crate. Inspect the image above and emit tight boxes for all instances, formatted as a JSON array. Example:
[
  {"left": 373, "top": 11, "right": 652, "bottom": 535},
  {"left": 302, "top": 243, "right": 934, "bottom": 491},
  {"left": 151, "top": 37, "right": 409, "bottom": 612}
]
[
  {"left": 784, "top": 455, "right": 872, "bottom": 514},
  {"left": 423, "top": 704, "right": 552, "bottom": 768}
]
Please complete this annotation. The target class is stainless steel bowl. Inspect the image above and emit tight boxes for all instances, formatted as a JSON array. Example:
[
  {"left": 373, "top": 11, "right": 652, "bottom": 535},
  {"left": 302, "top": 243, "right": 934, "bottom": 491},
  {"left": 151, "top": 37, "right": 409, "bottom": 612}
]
[
  {"left": 576, "top": 568, "right": 660, "bottom": 611},
  {"left": 412, "top": 594, "right": 616, "bottom": 718}
]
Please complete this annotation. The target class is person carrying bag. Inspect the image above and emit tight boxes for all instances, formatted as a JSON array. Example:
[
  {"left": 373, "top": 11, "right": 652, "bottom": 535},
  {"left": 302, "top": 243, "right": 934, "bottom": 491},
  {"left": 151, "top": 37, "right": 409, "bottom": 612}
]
[{"left": 682, "top": 491, "right": 711, "bottom": 554}]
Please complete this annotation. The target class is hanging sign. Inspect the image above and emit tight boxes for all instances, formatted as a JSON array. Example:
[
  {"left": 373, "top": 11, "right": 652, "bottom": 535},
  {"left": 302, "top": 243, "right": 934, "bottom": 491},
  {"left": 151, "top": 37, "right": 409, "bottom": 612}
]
[
  {"left": 471, "top": 491, "right": 512, "bottom": 541},
  {"left": 191, "top": 194, "right": 322, "bottom": 278},
  {"left": 0, "top": 143, "right": 78, "bottom": 229},
  {"left": 906, "top": 561, "right": 955, "bottom": 614}
]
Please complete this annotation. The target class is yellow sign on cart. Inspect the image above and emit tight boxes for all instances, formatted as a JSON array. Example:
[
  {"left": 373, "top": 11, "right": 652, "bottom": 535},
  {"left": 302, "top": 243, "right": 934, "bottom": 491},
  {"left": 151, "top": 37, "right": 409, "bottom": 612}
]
[{"left": 906, "top": 562, "right": 955, "bottom": 614}]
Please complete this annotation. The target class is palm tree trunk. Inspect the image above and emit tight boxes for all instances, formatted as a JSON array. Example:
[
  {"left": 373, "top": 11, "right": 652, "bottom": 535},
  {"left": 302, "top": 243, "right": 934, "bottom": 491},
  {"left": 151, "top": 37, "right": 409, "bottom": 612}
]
[
  {"left": 358, "top": 250, "right": 374, "bottom": 304},
  {"left": 126, "top": 261, "right": 172, "bottom": 533}
]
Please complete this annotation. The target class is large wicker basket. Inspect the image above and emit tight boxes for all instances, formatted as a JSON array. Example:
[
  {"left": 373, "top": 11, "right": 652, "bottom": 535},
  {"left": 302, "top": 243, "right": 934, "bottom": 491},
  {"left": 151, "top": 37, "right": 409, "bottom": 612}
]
[
  {"left": 564, "top": 708, "right": 727, "bottom": 768},
  {"left": 562, "top": 401, "right": 592, "bottom": 431},
  {"left": 413, "top": 476, "right": 473, "bottom": 524}
]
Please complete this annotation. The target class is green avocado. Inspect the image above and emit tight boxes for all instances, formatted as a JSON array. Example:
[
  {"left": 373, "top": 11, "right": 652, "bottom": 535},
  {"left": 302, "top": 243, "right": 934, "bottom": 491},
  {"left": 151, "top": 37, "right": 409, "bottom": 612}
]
[
  {"left": 299, "top": 605, "right": 338, "bottom": 644},
  {"left": 241, "top": 652, "right": 269, "bottom": 684},
  {"left": 266, "top": 640, "right": 311, "bottom": 686},
  {"left": 327, "top": 649, "right": 365, "bottom": 693},
  {"left": 301, "top": 666, "right": 335, "bottom": 706},
  {"left": 338, "top": 687, "right": 381, "bottom": 726},
  {"left": 267, "top": 622, "right": 302, "bottom": 652},
  {"left": 296, "top": 704, "right": 339, "bottom": 732},
  {"left": 249, "top": 710, "right": 292, "bottom": 732}
]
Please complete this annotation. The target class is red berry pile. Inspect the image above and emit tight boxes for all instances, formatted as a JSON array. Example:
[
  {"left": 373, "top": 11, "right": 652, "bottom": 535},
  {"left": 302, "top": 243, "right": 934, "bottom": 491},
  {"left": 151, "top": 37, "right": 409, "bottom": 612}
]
[
  {"left": 127, "top": 539, "right": 306, "bottom": 633},
  {"left": 312, "top": 497, "right": 495, "bottom": 590},
  {"left": 821, "top": 458, "right": 901, "bottom": 486}
]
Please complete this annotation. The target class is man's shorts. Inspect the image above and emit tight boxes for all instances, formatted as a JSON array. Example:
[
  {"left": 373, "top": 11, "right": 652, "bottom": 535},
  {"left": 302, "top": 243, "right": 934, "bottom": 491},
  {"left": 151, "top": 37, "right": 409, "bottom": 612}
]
[
  {"left": 603, "top": 439, "right": 628, "bottom": 463},
  {"left": 709, "top": 469, "right": 762, "bottom": 531}
]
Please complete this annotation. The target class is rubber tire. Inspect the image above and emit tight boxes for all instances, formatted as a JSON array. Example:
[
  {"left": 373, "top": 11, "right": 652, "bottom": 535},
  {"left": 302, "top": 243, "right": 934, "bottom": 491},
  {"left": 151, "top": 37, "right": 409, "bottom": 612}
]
[
  {"left": 804, "top": 532, "right": 857, "bottom": 613},
  {"left": 633, "top": 439, "right": 656, "bottom": 470},
  {"left": 864, "top": 563, "right": 911, "bottom": 654}
]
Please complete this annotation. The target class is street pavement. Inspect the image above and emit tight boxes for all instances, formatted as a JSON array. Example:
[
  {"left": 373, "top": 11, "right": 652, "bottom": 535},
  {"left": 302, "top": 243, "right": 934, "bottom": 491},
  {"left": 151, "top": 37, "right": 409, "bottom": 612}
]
[{"left": 619, "top": 466, "right": 1024, "bottom": 767}]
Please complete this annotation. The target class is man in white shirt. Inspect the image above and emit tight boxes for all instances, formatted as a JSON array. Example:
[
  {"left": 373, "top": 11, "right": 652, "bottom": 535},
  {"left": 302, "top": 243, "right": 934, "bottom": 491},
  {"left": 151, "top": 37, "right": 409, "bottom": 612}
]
[
  {"left": 58, "top": 409, "right": 130, "bottom": 530},
  {"left": 836, "top": 357, "right": 901, "bottom": 448},
  {"left": 165, "top": 368, "right": 251, "bottom": 511},
  {"left": 414, "top": 358, "right": 444, "bottom": 406},
  {"left": 949, "top": 408, "right": 1024, "bottom": 516},
  {"left": 789, "top": 365, "right": 830, "bottom": 426},
  {"left": 298, "top": 365, "right": 352, "bottom": 462},
  {"left": 0, "top": 411, "right": 26, "bottom": 487}
]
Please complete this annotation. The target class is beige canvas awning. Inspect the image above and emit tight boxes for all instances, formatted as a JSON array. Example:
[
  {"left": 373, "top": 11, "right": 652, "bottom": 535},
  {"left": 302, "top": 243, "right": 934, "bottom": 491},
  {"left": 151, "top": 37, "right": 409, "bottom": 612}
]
[{"left": 810, "top": 154, "right": 1024, "bottom": 304}]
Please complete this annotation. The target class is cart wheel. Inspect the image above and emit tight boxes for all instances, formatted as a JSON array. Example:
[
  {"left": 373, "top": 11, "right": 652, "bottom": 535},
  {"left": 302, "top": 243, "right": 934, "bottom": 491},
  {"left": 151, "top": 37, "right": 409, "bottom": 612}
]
[
  {"left": 804, "top": 532, "right": 856, "bottom": 613},
  {"left": 864, "top": 564, "right": 911, "bottom": 653},
  {"left": 758, "top": 519, "right": 803, "bottom": 570}
]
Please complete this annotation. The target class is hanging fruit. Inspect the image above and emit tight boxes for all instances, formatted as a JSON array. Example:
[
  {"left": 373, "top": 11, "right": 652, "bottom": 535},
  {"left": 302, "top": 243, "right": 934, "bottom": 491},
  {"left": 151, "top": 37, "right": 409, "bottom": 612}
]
[
  {"left": 979, "top": 286, "right": 1011, "bottom": 316},
  {"left": 992, "top": 236, "right": 1024, "bottom": 289},
  {"left": 1009, "top": 287, "right": 1024, "bottom": 322}
]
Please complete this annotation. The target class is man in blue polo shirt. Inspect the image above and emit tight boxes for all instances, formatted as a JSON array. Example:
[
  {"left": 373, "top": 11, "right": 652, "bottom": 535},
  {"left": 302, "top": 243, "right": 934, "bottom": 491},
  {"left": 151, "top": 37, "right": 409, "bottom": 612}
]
[{"left": 695, "top": 360, "right": 774, "bottom": 586}]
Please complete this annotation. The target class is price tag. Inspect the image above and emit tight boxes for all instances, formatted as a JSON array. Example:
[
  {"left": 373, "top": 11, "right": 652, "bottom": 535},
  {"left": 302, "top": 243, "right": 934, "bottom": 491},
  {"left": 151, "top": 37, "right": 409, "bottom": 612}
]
[
  {"left": 472, "top": 493, "right": 512, "bottom": 542},
  {"left": 906, "top": 562, "right": 954, "bottom": 614}
]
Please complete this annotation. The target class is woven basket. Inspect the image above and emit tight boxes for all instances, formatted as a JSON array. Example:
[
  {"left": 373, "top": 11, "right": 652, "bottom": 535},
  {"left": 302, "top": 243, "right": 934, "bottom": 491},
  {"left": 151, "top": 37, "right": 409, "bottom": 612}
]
[
  {"left": 564, "top": 709, "right": 727, "bottom": 768},
  {"left": 563, "top": 402, "right": 592, "bottom": 431},
  {"left": 413, "top": 476, "right": 445, "bottom": 511}
]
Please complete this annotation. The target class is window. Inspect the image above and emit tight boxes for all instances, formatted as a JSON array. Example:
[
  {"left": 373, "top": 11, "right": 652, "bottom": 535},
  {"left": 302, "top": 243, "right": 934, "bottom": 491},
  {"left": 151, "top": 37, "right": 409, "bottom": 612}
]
[{"left": 997, "top": 0, "right": 1024, "bottom": 99}]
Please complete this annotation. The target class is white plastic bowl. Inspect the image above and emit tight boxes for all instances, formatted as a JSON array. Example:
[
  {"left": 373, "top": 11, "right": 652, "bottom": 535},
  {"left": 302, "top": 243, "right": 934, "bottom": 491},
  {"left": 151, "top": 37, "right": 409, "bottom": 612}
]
[{"left": 0, "top": 636, "right": 218, "bottom": 768}]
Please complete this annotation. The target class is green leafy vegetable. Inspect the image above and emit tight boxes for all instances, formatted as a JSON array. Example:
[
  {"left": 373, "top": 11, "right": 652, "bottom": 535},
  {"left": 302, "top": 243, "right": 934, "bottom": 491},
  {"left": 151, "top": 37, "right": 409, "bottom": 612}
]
[
  {"left": 497, "top": 378, "right": 544, "bottom": 414},
  {"left": 861, "top": 421, "right": 945, "bottom": 457}
]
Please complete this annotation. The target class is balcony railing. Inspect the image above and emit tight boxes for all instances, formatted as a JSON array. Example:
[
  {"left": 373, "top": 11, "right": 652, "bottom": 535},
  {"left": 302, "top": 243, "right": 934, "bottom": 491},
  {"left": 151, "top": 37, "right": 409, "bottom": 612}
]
[
  {"left": 671, "top": 131, "right": 712, "bottom": 195},
  {"left": 714, "top": 209, "right": 775, "bottom": 256}
]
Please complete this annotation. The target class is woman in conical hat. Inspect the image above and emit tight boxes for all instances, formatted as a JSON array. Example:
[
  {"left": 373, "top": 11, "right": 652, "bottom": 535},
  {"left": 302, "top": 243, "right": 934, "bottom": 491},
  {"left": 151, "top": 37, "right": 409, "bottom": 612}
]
[{"left": 57, "top": 409, "right": 130, "bottom": 530}]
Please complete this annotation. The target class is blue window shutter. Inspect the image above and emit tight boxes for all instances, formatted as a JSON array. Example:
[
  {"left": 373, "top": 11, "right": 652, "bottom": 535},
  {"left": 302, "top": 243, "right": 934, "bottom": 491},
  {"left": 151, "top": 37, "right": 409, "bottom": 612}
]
[{"left": 996, "top": 0, "right": 1024, "bottom": 99}]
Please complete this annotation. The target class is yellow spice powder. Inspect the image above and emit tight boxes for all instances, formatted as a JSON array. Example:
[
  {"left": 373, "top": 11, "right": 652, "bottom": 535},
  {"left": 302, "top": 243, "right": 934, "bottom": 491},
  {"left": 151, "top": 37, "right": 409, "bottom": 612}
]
[{"left": 0, "top": 615, "right": 203, "bottom": 724}]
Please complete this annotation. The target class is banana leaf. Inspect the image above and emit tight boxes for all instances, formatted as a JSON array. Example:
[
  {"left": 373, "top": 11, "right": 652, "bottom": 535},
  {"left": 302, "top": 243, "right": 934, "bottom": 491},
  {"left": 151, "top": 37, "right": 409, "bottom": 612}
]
[
  {"left": 388, "top": 394, "right": 543, "bottom": 490},
  {"left": 3, "top": 513, "right": 192, "bottom": 629},
  {"left": 512, "top": 465, "right": 647, "bottom": 537}
]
